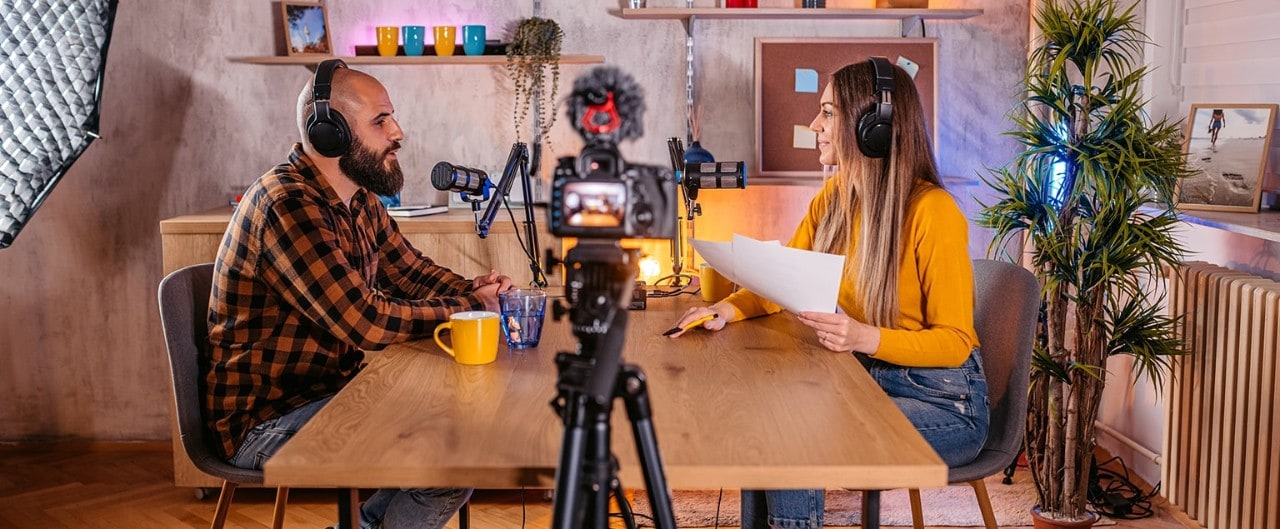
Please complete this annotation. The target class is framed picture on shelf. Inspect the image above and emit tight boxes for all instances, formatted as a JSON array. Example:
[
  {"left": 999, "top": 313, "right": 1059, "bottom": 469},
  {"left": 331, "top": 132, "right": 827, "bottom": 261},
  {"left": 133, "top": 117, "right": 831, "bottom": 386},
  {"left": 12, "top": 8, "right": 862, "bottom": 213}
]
[
  {"left": 1176, "top": 103, "right": 1277, "bottom": 212},
  {"left": 281, "top": 1, "right": 332, "bottom": 56},
  {"left": 754, "top": 37, "right": 937, "bottom": 183}
]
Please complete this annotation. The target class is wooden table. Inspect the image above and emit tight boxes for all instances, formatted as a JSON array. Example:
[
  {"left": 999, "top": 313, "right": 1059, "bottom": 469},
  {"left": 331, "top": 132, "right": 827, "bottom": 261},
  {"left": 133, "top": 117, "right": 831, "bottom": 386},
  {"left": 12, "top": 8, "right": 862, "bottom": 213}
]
[
  {"left": 160, "top": 206, "right": 555, "bottom": 488},
  {"left": 265, "top": 296, "right": 945, "bottom": 526}
]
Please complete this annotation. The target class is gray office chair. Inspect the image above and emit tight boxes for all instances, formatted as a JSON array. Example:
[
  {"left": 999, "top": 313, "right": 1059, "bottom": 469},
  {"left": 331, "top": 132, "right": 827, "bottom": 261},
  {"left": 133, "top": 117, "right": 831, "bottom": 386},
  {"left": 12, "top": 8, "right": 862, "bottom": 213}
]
[
  {"left": 159, "top": 263, "right": 290, "bottom": 529},
  {"left": 161, "top": 263, "right": 473, "bottom": 529},
  {"left": 906, "top": 259, "right": 1038, "bottom": 529}
]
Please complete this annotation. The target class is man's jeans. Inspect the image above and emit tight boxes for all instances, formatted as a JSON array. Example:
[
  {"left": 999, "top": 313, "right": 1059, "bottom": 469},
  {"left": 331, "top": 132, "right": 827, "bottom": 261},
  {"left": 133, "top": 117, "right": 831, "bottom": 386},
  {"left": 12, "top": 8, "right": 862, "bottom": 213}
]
[
  {"left": 741, "top": 349, "right": 991, "bottom": 529},
  {"left": 229, "top": 396, "right": 473, "bottom": 529}
]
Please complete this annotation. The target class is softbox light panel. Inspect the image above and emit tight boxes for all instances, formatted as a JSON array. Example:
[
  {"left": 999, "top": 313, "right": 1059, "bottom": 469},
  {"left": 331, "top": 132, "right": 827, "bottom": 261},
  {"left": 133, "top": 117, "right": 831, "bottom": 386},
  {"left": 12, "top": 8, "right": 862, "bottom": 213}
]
[{"left": 1, "top": 0, "right": 119, "bottom": 248}]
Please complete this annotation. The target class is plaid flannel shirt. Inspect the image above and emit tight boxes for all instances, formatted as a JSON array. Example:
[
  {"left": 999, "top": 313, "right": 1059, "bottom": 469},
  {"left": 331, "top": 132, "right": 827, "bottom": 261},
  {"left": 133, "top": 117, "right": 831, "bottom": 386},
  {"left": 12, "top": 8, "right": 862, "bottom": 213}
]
[{"left": 204, "top": 144, "right": 484, "bottom": 458}]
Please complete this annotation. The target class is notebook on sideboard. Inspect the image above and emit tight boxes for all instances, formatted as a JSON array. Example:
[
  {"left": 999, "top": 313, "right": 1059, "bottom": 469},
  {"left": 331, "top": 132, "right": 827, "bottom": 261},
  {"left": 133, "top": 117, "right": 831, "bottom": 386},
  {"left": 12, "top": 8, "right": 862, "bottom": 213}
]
[{"left": 387, "top": 204, "right": 449, "bottom": 217}]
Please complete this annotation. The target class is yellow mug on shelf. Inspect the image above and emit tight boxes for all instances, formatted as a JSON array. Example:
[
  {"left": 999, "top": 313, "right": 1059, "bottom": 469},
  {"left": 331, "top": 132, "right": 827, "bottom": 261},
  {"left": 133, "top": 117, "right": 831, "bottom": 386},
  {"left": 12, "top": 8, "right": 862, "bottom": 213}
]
[
  {"left": 433, "top": 311, "right": 500, "bottom": 365},
  {"left": 376, "top": 26, "right": 400, "bottom": 57},
  {"left": 433, "top": 25, "right": 457, "bottom": 57}
]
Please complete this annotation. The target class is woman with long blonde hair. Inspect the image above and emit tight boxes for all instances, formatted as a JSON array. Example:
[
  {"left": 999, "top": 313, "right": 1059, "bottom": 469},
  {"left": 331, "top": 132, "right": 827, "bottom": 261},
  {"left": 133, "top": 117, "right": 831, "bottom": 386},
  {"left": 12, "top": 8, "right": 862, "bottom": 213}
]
[{"left": 669, "top": 58, "right": 989, "bottom": 529}]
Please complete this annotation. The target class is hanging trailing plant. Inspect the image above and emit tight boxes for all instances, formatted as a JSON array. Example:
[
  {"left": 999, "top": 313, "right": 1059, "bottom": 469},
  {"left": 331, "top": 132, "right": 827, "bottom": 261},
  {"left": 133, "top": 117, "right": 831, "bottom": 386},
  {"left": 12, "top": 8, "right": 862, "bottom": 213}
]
[{"left": 506, "top": 17, "right": 563, "bottom": 146}]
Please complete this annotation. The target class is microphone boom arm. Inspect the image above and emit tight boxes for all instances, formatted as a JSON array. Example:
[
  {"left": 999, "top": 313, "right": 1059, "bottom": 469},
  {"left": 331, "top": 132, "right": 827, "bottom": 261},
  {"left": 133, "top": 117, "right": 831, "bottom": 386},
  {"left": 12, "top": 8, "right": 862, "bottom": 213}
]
[{"left": 477, "top": 142, "right": 548, "bottom": 287}]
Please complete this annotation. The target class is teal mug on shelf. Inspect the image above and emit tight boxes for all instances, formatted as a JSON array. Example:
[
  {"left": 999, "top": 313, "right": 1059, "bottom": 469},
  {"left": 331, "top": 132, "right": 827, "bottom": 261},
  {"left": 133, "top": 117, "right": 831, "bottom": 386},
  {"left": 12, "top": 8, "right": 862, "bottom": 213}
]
[
  {"left": 463, "top": 25, "right": 486, "bottom": 56},
  {"left": 402, "top": 25, "right": 426, "bottom": 56}
]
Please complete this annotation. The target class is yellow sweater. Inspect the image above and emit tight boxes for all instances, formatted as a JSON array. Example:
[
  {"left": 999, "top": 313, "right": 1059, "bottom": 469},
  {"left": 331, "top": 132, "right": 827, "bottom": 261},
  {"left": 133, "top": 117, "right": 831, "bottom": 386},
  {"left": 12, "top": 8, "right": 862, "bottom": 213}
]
[{"left": 722, "top": 179, "right": 979, "bottom": 367}]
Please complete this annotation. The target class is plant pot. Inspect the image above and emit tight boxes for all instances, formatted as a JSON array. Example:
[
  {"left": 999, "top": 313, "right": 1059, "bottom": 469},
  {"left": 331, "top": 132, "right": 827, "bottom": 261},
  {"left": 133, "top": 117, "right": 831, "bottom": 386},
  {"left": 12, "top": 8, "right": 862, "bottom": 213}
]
[{"left": 1030, "top": 506, "right": 1097, "bottom": 529}]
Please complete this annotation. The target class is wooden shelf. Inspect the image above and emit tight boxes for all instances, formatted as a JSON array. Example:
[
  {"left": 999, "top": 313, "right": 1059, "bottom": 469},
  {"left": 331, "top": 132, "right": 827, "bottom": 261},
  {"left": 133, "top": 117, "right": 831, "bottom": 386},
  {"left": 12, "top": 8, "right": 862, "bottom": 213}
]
[
  {"left": 617, "top": 7, "right": 983, "bottom": 20},
  {"left": 1175, "top": 208, "right": 1280, "bottom": 243},
  {"left": 230, "top": 54, "right": 605, "bottom": 66}
]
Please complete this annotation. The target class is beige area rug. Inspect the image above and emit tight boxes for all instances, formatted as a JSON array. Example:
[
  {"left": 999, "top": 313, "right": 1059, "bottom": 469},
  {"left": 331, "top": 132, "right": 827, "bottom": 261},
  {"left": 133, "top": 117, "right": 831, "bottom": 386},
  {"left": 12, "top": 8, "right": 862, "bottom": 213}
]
[{"left": 631, "top": 473, "right": 1116, "bottom": 527}]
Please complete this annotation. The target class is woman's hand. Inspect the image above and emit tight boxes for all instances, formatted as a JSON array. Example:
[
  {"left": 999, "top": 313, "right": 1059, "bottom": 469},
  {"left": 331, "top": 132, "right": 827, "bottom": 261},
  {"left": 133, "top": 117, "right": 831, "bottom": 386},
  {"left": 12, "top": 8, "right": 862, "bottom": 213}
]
[
  {"left": 796, "top": 311, "right": 880, "bottom": 354},
  {"left": 666, "top": 303, "right": 732, "bottom": 338}
]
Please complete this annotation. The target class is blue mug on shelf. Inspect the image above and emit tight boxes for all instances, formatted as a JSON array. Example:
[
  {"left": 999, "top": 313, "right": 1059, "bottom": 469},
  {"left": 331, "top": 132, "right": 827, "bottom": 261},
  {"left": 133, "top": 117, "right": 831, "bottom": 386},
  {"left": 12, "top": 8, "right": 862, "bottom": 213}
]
[
  {"left": 402, "top": 25, "right": 426, "bottom": 56},
  {"left": 463, "top": 25, "right": 486, "bottom": 56}
]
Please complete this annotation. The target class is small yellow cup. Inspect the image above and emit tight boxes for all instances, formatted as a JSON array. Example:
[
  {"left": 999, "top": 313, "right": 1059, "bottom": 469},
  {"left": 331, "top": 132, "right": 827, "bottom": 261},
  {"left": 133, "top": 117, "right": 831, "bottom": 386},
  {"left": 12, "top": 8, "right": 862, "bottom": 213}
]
[
  {"left": 433, "top": 26, "right": 457, "bottom": 57},
  {"left": 433, "top": 311, "right": 500, "bottom": 365},
  {"left": 699, "top": 263, "right": 736, "bottom": 303},
  {"left": 376, "top": 26, "right": 400, "bottom": 57}
]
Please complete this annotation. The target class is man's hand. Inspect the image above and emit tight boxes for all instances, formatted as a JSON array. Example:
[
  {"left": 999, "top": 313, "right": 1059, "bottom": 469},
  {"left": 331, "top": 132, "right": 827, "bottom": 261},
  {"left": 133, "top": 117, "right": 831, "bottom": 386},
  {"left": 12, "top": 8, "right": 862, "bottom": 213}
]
[{"left": 472, "top": 270, "right": 514, "bottom": 312}]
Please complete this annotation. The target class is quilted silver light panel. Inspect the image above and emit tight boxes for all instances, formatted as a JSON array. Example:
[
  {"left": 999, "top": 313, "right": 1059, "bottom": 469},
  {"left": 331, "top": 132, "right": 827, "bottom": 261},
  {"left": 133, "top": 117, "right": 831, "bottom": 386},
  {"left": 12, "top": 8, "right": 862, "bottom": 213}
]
[{"left": 0, "top": 0, "right": 117, "bottom": 248}]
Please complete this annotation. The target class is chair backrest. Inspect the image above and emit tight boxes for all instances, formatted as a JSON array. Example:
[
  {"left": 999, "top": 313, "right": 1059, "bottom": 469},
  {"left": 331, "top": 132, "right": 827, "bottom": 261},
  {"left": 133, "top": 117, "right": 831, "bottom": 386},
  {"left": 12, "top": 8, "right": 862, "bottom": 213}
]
[
  {"left": 971, "top": 259, "right": 1038, "bottom": 461},
  {"left": 159, "top": 263, "right": 260, "bottom": 482}
]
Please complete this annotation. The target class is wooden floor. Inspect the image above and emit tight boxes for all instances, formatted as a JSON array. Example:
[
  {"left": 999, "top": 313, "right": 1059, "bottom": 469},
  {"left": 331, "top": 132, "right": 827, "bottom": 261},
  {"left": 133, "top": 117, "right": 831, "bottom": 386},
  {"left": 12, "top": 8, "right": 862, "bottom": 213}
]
[{"left": 0, "top": 443, "right": 1197, "bottom": 529}]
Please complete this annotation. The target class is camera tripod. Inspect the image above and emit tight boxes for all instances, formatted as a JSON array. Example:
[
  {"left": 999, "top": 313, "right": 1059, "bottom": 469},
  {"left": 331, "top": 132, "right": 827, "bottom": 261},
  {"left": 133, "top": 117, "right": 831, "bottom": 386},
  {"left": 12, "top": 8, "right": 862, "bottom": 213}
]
[{"left": 547, "top": 242, "right": 677, "bottom": 529}]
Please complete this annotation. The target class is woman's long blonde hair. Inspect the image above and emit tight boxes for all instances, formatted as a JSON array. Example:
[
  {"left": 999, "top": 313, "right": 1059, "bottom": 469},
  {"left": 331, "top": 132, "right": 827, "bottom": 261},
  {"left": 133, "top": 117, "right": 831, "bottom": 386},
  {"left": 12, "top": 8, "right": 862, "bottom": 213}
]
[{"left": 811, "top": 61, "right": 942, "bottom": 328}]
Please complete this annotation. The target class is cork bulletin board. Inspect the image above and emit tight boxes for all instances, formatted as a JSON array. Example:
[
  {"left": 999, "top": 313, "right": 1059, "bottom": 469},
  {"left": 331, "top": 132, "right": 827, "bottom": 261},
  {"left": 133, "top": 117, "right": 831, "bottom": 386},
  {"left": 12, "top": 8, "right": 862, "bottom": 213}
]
[{"left": 754, "top": 38, "right": 938, "bottom": 183}]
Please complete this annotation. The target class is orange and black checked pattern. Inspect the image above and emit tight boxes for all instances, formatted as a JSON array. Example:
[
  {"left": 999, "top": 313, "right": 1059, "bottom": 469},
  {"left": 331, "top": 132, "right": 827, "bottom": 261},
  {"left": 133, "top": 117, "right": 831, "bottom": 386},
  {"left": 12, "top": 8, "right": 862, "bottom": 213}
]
[{"left": 204, "top": 144, "right": 483, "bottom": 459}]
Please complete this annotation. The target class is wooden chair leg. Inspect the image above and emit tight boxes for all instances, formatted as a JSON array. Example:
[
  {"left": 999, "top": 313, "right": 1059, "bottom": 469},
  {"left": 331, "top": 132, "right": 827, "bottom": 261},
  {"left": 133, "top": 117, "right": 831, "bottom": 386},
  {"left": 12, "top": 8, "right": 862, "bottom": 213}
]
[
  {"left": 908, "top": 488, "right": 924, "bottom": 529},
  {"left": 459, "top": 500, "right": 471, "bottom": 529},
  {"left": 969, "top": 479, "right": 998, "bottom": 529},
  {"left": 210, "top": 480, "right": 237, "bottom": 529},
  {"left": 271, "top": 486, "right": 289, "bottom": 529}
]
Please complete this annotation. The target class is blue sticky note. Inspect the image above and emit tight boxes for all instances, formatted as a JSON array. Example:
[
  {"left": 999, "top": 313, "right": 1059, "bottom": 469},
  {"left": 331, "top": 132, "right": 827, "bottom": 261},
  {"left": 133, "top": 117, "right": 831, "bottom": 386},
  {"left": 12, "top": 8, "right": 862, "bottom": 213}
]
[{"left": 795, "top": 69, "right": 818, "bottom": 93}]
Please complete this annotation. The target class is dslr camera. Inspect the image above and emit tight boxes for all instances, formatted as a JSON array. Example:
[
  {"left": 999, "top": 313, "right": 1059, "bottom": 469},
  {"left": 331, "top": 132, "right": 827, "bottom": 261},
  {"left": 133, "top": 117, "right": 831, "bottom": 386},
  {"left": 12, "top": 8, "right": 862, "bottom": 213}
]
[{"left": 548, "top": 141, "right": 675, "bottom": 240}]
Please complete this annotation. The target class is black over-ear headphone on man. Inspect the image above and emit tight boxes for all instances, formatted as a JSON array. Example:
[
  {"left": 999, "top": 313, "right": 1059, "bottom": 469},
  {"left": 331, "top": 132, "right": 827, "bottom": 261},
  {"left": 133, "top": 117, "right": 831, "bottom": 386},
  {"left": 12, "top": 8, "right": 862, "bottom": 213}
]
[
  {"left": 307, "top": 59, "right": 352, "bottom": 158},
  {"left": 855, "top": 56, "right": 895, "bottom": 159}
]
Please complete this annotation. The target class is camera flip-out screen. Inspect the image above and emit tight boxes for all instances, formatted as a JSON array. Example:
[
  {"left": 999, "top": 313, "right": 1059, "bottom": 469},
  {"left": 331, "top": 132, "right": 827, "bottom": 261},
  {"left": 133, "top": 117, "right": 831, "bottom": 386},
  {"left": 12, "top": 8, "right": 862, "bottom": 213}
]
[{"left": 561, "top": 181, "right": 627, "bottom": 228}]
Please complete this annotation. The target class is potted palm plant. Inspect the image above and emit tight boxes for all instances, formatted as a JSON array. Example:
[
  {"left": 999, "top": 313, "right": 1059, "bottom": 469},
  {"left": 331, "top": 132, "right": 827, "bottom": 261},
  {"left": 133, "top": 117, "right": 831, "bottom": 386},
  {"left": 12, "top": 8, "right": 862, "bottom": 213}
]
[{"left": 978, "top": 0, "right": 1192, "bottom": 526}]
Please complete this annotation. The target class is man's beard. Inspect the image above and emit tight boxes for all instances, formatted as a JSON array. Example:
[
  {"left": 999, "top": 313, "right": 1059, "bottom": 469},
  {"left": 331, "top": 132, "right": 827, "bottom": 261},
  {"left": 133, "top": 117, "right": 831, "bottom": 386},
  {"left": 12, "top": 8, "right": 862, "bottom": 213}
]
[{"left": 339, "top": 136, "right": 404, "bottom": 197}]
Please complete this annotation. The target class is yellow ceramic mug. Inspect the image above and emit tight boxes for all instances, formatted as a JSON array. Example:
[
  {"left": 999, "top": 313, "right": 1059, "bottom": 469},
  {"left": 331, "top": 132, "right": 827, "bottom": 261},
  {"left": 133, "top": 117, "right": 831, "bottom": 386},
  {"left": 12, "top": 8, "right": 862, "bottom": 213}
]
[
  {"left": 433, "top": 26, "right": 457, "bottom": 57},
  {"left": 433, "top": 311, "right": 500, "bottom": 365},
  {"left": 699, "top": 263, "right": 737, "bottom": 303},
  {"left": 376, "top": 26, "right": 400, "bottom": 57}
]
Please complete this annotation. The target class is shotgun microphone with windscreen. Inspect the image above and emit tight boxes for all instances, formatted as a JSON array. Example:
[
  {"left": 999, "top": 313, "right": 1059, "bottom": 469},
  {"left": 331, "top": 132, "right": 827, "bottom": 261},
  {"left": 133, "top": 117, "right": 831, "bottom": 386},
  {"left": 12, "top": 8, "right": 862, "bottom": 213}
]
[{"left": 431, "top": 161, "right": 492, "bottom": 200}]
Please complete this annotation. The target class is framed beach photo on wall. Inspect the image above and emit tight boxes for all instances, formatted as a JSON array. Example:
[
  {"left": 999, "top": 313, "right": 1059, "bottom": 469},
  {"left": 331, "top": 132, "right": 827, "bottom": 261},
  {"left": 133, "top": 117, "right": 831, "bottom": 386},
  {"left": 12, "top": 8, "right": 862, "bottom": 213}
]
[
  {"left": 1176, "top": 103, "right": 1277, "bottom": 212},
  {"left": 281, "top": 1, "right": 332, "bottom": 56}
]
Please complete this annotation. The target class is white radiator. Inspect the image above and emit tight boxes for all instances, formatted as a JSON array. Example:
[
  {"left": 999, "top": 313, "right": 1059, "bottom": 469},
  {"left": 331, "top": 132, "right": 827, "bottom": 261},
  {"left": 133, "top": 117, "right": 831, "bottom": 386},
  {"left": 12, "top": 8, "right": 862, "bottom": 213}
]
[{"left": 1165, "top": 261, "right": 1280, "bottom": 529}]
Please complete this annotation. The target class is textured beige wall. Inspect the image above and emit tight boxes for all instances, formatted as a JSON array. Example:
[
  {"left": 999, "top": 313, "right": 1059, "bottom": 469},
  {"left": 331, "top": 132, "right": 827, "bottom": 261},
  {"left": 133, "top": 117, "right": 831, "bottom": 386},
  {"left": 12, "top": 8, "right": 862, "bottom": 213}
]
[{"left": 0, "top": 0, "right": 1028, "bottom": 441}]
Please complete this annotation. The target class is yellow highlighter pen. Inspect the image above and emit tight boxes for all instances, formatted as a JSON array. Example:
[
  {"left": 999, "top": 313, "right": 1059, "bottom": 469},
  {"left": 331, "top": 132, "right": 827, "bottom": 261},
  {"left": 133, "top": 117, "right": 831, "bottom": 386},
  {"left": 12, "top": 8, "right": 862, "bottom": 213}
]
[{"left": 662, "top": 313, "right": 719, "bottom": 336}]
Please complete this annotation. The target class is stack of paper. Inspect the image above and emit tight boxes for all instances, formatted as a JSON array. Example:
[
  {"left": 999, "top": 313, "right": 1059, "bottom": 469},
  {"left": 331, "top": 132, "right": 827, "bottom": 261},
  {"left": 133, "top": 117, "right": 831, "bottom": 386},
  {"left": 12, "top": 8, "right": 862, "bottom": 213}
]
[{"left": 691, "top": 235, "right": 845, "bottom": 313}]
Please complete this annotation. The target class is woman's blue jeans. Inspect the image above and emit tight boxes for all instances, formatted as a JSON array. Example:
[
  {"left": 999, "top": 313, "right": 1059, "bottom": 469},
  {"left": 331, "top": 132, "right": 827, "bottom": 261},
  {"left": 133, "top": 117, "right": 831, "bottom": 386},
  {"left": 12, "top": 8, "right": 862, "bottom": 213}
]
[
  {"left": 741, "top": 349, "right": 991, "bottom": 529},
  {"left": 228, "top": 396, "right": 473, "bottom": 529}
]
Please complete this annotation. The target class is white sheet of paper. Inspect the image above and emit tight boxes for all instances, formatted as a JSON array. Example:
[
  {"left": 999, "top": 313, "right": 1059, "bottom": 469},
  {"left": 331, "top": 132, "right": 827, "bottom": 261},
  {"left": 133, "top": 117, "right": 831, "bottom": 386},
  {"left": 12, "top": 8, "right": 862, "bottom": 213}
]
[
  {"left": 690, "top": 239, "right": 737, "bottom": 284},
  {"left": 692, "top": 235, "right": 844, "bottom": 314}
]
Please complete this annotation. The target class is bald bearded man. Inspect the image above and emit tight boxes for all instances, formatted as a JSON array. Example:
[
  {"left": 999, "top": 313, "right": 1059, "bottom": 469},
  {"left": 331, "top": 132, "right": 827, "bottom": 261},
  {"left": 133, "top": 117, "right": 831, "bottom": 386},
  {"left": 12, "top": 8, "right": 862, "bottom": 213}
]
[{"left": 204, "top": 59, "right": 511, "bottom": 529}]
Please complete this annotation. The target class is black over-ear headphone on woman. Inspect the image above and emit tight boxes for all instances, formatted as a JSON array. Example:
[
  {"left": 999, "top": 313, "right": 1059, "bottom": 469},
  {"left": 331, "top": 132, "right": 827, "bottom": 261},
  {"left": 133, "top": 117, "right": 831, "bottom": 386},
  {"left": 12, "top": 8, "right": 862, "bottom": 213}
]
[
  {"left": 856, "top": 56, "right": 895, "bottom": 159},
  {"left": 307, "top": 59, "right": 352, "bottom": 157}
]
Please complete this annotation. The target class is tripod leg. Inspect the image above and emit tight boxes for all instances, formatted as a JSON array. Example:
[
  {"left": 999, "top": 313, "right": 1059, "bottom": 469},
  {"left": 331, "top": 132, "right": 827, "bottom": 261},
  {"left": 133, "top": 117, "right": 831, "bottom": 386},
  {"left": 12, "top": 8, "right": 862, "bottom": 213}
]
[
  {"left": 619, "top": 365, "right": 678, "bottom": 529},
  {"left": 551, "top": 392, "right": 590, "bottom": 529},
  {"left": 585, "top": 406, "right": 614, "bottom": 529},
  {"left": 612, "top": 479, "right": 638, "bottom": 529}
]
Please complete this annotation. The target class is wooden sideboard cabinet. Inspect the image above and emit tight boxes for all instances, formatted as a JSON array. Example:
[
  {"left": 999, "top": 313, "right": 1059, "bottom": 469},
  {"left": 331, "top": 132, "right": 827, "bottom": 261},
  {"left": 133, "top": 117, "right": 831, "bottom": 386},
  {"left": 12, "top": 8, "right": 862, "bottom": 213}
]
[{"left": 160, "top": 206, "right": 553, "bottom": 488}]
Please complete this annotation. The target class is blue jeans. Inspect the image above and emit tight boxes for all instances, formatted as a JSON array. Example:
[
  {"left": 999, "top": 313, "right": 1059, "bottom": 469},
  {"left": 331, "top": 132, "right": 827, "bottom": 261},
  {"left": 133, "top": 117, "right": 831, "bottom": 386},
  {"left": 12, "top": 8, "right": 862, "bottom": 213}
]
[
  {"left": 741, "top": 349, "right": 991, "bottom": 529},
  {"left": 228, "top": 396, "right": 473, "bottom": 529}
]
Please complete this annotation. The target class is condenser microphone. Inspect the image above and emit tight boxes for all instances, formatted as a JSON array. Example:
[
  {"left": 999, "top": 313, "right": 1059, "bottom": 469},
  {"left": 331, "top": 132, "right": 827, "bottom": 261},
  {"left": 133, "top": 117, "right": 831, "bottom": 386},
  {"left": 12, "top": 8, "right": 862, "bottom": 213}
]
[
  {"left": 431, "top": 161, "right": 492, "bottom": 199},
  {"left": 683, "top": 161, "right": 747, "bottom": 191}
]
